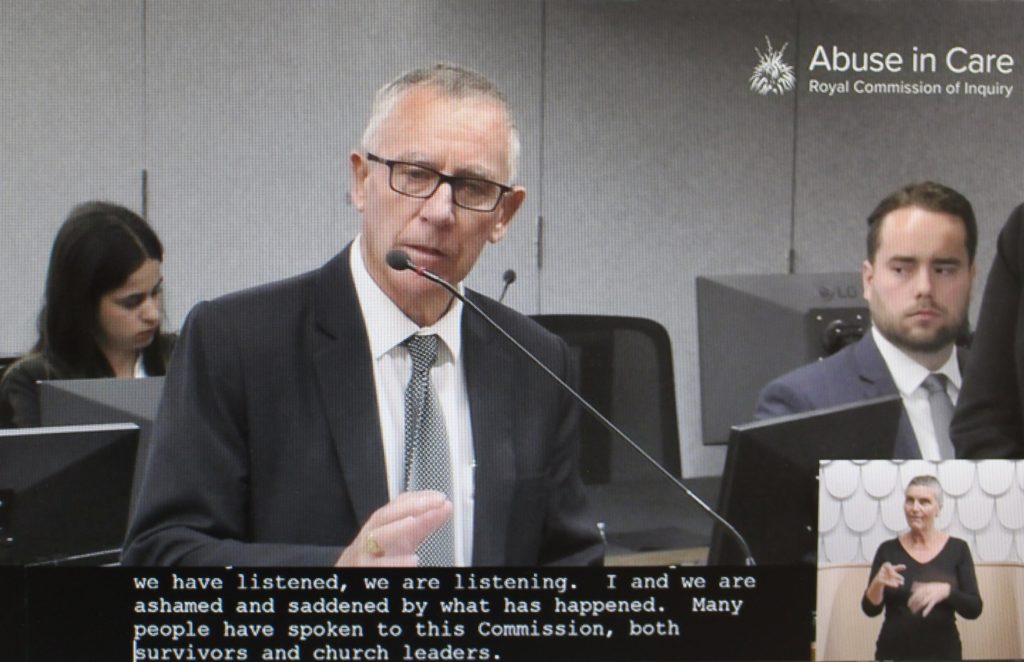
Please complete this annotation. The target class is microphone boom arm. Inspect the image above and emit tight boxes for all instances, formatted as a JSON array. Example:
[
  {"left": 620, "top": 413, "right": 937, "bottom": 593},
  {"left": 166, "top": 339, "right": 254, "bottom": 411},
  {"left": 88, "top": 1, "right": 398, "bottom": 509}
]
[{"left": 390, "top": 251, "right": 755, "bottom": 565}]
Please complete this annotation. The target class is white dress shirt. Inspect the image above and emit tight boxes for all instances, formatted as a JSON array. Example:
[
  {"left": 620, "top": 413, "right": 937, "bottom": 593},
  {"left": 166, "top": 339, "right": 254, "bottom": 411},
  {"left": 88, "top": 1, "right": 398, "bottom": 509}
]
[
  {"left": 872, "top": 327, "right": 961, "bottom": 461},
  {"left": 349, "top": 235, "right": 475, "bottom": 565}
]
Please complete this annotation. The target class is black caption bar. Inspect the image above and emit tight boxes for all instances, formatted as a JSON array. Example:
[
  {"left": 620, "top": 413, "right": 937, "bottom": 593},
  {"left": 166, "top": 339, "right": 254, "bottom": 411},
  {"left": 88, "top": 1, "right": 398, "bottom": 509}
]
[{"left": 2, "top": 566, "right": 814, "bottom": 662}]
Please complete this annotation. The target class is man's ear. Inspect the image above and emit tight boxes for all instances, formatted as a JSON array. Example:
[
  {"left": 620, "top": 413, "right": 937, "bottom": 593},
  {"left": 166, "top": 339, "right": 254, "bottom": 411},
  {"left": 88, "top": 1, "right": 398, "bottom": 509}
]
[
  {"left": 489, "top": 186, "right": 526, "bottom": 243},
  {"left": 350, "top": 151, "right": 368, "bottom": 212},
  {"left": 862, "top": 259, "right": 874, "bottom": 303}
]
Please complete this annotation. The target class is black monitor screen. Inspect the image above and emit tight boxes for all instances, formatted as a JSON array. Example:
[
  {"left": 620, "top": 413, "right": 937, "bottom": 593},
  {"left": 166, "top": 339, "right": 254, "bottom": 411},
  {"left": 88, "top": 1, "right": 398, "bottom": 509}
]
[
  {"left": 39, "top": 376, "right": 164, "bottom": 510},
  {"left": 39, "top": 377, "right": 164, "bottom": 426},
  {"left": 709, "top": 396, "right": 901, "bottom": 566},
  {"left": 0, "top": 423, "right": 139, "bottom": 565}
]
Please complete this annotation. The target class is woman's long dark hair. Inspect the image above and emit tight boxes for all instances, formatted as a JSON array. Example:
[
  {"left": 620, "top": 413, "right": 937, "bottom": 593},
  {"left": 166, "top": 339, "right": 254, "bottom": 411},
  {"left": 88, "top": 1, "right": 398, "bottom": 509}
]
[{"left": 34, "top": 201, "right": 167, "bottom": 377}]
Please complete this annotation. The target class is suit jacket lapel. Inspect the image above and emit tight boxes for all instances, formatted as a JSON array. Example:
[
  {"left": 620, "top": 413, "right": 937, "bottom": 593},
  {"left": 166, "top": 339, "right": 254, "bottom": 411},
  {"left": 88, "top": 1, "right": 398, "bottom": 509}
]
[
  {"left": 853, "top": 333, "right": 895, "bottom": 393},
  {"left": 312, "top": 245, "right": 390, "bottom": 525},
  {"left": 462, "top": 292, "right": 515, "bottom": 565},
  {"left": 854, "top": 333, "right": 921, "bottom": 459}
]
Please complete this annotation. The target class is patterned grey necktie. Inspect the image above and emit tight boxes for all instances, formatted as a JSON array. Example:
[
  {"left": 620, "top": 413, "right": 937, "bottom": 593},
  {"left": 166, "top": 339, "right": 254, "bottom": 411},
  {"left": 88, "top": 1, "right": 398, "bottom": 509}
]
[
  {"left": 402, "top": 334, "right": 454, "bottom": 566},
  {"left": 922, "top": 373, "right": 956, "bottom": 459}
]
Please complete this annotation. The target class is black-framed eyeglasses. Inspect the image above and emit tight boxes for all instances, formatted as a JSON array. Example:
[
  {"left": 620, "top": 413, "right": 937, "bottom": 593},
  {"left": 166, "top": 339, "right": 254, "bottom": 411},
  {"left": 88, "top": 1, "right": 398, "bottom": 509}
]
[{"left": 366, "top": 153, "right": 512, "bottom": 212}]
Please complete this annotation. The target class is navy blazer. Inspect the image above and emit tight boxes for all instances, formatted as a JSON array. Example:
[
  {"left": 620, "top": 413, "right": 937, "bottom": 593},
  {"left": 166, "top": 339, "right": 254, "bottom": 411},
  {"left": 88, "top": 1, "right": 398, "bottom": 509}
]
[
  {"left": 754, "top": 333, "right": 967, "bottom": 459},
  {"left": 122, "top": 245, "right": 602, "bottom": 566}
]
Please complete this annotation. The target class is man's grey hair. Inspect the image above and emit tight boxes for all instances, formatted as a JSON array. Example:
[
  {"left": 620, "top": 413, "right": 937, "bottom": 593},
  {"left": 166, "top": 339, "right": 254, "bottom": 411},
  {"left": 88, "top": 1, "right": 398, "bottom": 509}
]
[
  {"left": 906, "top": 474, "right": 944, "bottom": 509},
  {"left": 360, "top": 63, "right": 521, "bottom": 182}
]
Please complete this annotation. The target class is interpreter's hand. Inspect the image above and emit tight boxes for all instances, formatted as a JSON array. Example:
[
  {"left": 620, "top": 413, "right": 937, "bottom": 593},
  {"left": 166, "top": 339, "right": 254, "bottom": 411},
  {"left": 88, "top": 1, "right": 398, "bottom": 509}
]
[
  {"left": 875, "top": 562, "right": 906, "bottom": 589},
  {"left": 864, "top": 561, "right": 906, "bottom": 606},
  {"left": 908, "top": 581, "right": 951, "bottom": 617},
  {"left": 335, "top": 490, "right": 452, "bottom": 567}
]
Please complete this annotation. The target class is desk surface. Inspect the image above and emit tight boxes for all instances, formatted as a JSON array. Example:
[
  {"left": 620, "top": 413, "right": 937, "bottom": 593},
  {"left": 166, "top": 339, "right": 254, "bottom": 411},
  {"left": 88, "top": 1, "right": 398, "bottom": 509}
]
[
  {"left": 606, "top": 547, "right": 709, "bottom": 566},
  {"left": 587, "top": 475, "right": 720, "bottom": 562}
]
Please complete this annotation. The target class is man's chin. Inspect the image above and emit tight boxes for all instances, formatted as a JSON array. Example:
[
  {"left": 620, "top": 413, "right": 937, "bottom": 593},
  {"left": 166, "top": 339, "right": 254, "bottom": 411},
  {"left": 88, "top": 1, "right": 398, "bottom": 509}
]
[
  {"left": 889, "top": 327, "right": 960, "bottom": 355},
  {"left": 395, "top": 271, "right": 441, "bottom": 294}
]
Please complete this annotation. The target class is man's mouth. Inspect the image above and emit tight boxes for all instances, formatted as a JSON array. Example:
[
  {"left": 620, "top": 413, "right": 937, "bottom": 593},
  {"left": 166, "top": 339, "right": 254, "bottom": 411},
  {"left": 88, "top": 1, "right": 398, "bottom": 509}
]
[
  {"left": 401, "top": 244, "right": 448, "bottom": 261},
  {"left": 907, "top": 307, "right": 941, "bottom": 320}
]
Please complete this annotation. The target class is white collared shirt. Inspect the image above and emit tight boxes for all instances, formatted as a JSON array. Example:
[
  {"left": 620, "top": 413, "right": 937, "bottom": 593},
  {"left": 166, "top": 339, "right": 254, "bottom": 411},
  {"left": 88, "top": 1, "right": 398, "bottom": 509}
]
[
  {"left": 871, "top": 327, "right": 961, "bottom": 460},
  {"left": 350, "top": 235, "right": 475, "bottom": 565}
]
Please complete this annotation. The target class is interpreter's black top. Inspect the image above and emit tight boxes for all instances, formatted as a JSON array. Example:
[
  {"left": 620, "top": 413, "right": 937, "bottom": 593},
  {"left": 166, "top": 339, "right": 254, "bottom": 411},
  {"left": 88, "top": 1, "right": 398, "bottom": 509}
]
[{"left": 861, "top": 537, "right": 982, "bottom": 660}]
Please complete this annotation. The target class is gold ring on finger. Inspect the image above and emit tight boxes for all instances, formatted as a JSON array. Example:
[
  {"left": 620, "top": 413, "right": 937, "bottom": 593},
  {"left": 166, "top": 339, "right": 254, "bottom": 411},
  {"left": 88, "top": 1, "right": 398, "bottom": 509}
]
[{"left": 365, "top": 534, "right": 385, "bottom": 557}]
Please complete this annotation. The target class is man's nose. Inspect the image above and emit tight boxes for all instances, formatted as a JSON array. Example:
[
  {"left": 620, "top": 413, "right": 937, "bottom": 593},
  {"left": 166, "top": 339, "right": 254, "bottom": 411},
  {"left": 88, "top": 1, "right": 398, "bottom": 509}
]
[
  {"left": 420, "top": 182, "right": 457, "bottom": 225},
  {"left": 914, "top": 268, "right": 935, "bottom": 296}
]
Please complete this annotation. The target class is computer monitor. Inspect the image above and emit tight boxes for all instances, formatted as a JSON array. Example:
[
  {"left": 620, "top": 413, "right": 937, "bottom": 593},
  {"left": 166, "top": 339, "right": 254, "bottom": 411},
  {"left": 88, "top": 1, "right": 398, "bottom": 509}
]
[
  {"left": 0, "top": 423, "right": 139, "bottom": 565},
  {"left": 39, "top": 377, "right": 164, "bottom": 424},
  {"left": 708, "top": 396, "right": 901, "bottom": 566},
  {"left": 696, "top": 272, "right": 868, "bottom": 446},
  {"left": 39, "top": 376, "right": 164, "bottom": 509}
]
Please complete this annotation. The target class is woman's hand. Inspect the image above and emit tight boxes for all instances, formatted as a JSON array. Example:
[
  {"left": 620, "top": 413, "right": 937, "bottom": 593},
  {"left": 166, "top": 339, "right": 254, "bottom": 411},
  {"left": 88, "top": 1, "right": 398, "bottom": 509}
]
[
  {"left": 876, "top": 562, "right": 906, "bottom": 588},
  {"left": 908, "top": 581, "right": 951, "bottom": 617},
  {"left": 865, "top": 562, "right": 906, "bottom": 605}
]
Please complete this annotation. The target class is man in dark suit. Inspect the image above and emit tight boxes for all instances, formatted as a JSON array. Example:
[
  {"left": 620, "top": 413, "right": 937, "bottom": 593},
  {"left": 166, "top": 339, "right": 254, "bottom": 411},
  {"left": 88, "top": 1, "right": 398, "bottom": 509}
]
[
  {"left": 754, "top": 182, "right": 976, "bottom": 459},
  {"left": 122, "top": 64, "right": 602, "bottom": 566}
]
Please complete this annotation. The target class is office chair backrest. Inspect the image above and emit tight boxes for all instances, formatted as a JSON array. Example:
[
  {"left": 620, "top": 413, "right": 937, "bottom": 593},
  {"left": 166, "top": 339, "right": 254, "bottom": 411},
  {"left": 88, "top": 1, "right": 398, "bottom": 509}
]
[
  {"left": 531, "top": 315, "right": 681, "bottom": 483},
  {"left": 0, "top": 356, "right": 20, "bottom": 379}
]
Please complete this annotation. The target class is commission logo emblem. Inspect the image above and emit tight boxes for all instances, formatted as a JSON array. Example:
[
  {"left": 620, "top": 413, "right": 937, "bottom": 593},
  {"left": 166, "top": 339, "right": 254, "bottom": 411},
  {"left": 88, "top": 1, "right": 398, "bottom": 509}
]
[{"left": 750, "top": 37, "right": 796, "bottom": 95}]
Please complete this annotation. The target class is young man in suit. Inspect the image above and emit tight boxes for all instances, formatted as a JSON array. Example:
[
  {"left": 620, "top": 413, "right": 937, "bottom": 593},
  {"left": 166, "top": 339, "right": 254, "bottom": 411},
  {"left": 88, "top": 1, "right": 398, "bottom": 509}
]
[
  {"left": 754, "top": 182, "right": 976, "bottom": 459},
  {"left": 123, "top": 65, "right": 602, "bottom": 567}
]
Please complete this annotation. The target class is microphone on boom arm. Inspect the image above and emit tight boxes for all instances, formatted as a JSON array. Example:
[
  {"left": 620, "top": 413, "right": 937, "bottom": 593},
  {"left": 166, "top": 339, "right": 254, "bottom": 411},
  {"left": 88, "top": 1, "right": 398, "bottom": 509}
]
[
  {"left": 385, "top": 248, "right": 755, "bottom": 565},
  {"left": 498, "top": 269, "right": 516, "bottom": 303}
]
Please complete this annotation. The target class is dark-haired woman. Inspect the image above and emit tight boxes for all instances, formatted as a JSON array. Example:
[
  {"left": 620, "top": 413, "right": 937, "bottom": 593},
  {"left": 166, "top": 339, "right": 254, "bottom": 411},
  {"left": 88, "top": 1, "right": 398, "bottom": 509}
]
[{"left": 0, "top": 201, "right": 174, "bottom": 427}]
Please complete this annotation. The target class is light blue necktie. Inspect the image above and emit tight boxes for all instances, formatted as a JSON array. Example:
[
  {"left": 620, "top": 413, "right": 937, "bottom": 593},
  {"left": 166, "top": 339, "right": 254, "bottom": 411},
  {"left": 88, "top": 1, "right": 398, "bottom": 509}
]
[{"left": 922, "top": 373, "right": 956, "bottom": 459}]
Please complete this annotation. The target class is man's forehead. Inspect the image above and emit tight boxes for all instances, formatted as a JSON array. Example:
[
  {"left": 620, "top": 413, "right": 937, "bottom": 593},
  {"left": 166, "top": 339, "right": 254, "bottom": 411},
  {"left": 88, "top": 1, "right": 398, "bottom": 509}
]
[
  {"left": 388, "top": 150, "right": 496, "bottom": 179},
  {"left": 879, "top": 206, "right": 966, "bottom": 242},
  {"left": 377, "top": 88, "right": 509, "bottom": 161},
  {"left": 884, "top": 204, "right": 963, "bottom": 226}
]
